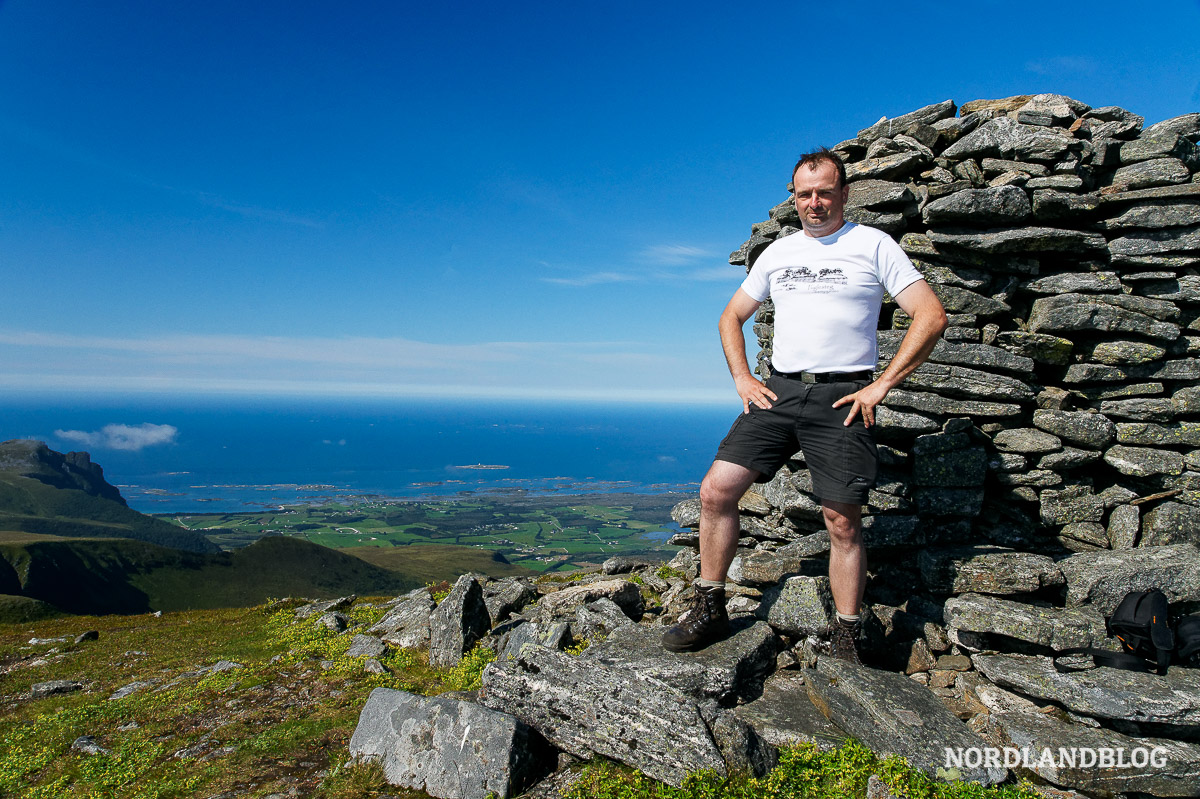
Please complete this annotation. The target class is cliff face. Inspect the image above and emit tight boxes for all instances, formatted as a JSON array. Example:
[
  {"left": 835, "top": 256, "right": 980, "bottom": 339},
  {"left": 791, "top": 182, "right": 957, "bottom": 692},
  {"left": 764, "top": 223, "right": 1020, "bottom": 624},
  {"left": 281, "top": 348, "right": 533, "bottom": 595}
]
[
  {"left": 727, "top": 94, "right": 1200, "bottom": 553},
  {"left": 0, "top": 438, "right": 126, "bottom": 506}
]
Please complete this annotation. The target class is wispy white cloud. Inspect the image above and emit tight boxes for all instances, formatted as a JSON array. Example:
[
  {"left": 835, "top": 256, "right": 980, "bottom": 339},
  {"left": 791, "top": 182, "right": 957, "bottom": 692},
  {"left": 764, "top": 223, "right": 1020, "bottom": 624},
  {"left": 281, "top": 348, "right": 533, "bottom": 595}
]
[
  {"left": 540, "top": 272, "right": 639, "bottom": 287},
  {"left": 0, "top": 328, "right": 733, "bottom": 404},
  {"left": 55, "top": 423, "right": 179, "bottom": 451},
  {"left": 1024, "top": 56, "right": 1099, "bottom": 76},
  {"left": 640, "top": 244, "right": 713, "bottom": 265}
]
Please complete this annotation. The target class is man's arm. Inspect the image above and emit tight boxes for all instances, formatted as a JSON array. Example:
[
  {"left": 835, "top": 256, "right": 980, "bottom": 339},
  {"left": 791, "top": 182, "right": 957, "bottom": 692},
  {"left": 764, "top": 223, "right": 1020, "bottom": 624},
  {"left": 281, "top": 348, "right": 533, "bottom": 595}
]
[
  {"left": 719, "top": 288, "right": 777, "bottom": 414},
  {"left": 832, "top": 279, "right": 947, "bottom": 427}
]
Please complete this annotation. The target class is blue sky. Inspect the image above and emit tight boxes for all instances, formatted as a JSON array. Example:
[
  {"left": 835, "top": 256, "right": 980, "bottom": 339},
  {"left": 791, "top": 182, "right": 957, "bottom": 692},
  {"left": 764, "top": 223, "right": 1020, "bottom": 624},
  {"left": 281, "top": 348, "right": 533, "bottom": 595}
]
[{"left": 3, "top": 0, "right": 1199, "bottom": 405}]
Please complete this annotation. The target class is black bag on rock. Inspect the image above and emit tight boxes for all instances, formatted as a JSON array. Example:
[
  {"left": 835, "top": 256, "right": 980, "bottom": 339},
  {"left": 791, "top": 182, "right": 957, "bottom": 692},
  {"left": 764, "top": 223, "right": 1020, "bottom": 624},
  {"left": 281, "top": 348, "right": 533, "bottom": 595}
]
[{"left": 1054, "top": 589, "right": 1176, "bottom": 675}]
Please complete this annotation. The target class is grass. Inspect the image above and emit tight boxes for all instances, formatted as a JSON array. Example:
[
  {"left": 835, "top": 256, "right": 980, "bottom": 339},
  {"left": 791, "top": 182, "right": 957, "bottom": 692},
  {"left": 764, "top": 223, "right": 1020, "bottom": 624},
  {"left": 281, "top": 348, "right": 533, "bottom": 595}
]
[{"left": 2, "top": 597, "right": 1043, "bottom": 799}]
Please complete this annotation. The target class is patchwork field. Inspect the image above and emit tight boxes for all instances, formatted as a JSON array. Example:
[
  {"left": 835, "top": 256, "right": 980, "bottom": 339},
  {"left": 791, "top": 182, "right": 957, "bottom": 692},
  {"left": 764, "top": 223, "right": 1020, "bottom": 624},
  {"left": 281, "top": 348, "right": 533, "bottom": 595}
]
[{"left": 164, "top": 492, "right": 685, "bottom": 573}]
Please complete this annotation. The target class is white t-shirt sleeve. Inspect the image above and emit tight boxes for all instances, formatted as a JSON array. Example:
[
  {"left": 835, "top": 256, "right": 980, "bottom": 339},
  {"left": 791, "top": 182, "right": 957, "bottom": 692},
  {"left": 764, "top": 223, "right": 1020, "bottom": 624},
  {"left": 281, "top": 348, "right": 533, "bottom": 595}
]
[
  {"left": 740, "top": 257, "right": 771, "bottom": 303},
  {"left": 875, "top": 234, "right": 923, "bottom": 297}
]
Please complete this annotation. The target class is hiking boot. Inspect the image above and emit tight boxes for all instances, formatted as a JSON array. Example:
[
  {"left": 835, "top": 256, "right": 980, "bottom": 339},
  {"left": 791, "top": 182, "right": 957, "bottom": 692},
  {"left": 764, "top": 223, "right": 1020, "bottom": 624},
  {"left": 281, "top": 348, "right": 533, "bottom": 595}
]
[
  {"left": 830, "top": 617, "right": 862, "bottom": 665},
  {"left": 662, "top": 584, "right": 730, "bottom": 652}
]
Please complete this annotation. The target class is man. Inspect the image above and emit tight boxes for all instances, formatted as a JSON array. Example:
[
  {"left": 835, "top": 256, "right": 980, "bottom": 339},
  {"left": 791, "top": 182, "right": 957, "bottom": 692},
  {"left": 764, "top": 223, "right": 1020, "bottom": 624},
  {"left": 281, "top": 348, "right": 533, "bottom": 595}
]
[{"left": 663, "top": 148, "right": 947, "bottom": 664}]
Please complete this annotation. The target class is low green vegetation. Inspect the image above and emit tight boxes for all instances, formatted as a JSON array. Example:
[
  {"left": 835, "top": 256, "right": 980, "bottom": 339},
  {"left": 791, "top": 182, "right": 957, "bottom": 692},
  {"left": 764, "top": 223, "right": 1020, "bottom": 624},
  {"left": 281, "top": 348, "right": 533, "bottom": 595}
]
[
  {"left": 166, "top": 493, "right": 683, "bottom": 574},
  {"left": 565, "top": 742, "right": 1042, "bottom": 799},
  {"left": 1, "top": 598, "right": 1044, "bottom": 799}
]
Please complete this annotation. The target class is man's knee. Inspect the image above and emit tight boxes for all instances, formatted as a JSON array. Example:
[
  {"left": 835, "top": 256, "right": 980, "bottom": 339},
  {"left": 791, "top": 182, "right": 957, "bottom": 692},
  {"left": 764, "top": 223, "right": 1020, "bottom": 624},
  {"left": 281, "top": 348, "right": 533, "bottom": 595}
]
[
  {"left": 700, "top": 462, "right": 756, "bottom": 514},
  {"left": 822, "top": 502, "right": 863, "bottom": 546}
]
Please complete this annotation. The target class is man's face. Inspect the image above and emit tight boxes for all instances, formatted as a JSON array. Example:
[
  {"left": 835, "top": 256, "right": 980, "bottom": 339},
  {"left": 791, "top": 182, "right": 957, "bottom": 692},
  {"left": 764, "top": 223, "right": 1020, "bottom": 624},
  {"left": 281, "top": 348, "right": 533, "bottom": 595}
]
[{"left": 792, "top": 160, "right": 849, "bottom": 238}]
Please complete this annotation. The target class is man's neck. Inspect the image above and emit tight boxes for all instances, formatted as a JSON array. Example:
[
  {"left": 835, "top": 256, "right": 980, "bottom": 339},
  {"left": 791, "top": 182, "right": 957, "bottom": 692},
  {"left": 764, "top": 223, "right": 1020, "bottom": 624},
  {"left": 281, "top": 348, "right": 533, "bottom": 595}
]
[{"left": 802, "top": 219, "right": 848, "bottom": 238}]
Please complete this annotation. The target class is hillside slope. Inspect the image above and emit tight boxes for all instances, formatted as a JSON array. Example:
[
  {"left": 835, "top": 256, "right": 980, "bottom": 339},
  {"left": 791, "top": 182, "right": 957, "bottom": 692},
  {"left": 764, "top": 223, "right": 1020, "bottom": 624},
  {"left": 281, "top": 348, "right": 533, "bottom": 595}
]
[
  {"left": 0, "top": 534, "right": 419, "bottom": 615},
  {"left": 0, "top": 439, "right": 219, "bottom": 554}
]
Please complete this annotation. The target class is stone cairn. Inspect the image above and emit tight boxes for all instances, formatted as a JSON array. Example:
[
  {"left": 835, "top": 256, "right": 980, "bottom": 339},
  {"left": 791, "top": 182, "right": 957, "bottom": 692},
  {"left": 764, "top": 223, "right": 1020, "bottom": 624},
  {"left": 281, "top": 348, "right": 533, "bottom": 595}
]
[{"left": 347, "top": 97, "right": 1200, "bottom": 799}]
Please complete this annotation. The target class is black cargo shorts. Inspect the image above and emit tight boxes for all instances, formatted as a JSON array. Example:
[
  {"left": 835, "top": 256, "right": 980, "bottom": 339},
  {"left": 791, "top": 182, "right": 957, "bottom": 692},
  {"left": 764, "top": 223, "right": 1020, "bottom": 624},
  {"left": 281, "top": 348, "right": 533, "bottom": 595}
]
[{"left": 713, "top": 372, "right": 877, "bottom": 505}]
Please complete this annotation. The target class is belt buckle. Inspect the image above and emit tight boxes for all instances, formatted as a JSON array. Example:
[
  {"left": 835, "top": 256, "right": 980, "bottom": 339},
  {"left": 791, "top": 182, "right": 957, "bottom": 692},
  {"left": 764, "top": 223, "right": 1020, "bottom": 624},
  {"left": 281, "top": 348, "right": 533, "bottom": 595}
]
[{"left": 800, "top": 372, "right": 818, "bottom": 384}]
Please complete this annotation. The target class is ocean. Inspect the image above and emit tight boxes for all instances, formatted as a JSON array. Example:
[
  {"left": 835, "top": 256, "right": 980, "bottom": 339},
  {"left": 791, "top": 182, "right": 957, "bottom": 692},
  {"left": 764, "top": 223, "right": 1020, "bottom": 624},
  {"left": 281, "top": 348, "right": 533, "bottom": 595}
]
[{"left": 0, "top": 396, "right": 737, "bottom": 514}]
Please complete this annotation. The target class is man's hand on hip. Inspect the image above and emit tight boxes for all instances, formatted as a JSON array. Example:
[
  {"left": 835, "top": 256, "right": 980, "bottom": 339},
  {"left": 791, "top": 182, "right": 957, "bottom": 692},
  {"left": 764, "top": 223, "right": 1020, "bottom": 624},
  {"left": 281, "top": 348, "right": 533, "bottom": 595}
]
[
  {"left": 833, "top": 380, "right": 890, "bottom": 428},
  {"left": 735, "top": 374, "right": 778, "bottom": 414}
]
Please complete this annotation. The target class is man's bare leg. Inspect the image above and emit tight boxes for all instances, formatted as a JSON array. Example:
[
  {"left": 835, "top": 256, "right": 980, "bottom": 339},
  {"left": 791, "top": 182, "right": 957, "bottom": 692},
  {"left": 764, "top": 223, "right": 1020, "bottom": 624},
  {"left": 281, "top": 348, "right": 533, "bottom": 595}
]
[
  {"left": 823, "top": 499, "right": 866, "bottom": 664},
  {"left": 822, "top": 499, "right": 865, "bottom": 613},
  {"left": 699, "top": 459, "right": 761, "bottom": 581},
  {"left": 662, "top": 459, "right": 758, "bottom": 652}
]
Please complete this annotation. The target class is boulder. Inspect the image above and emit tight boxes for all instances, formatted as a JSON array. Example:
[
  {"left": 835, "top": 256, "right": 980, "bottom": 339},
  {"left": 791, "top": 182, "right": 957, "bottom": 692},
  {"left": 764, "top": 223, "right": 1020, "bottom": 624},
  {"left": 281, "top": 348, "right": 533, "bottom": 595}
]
[
  {"left": 919, "top": 547, "right": 1063, "bottom": 595},
  {"left": 757, "top": 576, "right": 832, "bottom": 637},
  {"left": 728, "top": 533, "right": 830, "bottom": 585},
  {"left": 349, "top": 688, "right": 553, "bottom": 799},
  {"left": 430, "top": 575, "right": 492, "bottom": 668},
  {"left": 732, "top": 670, "right": 846, "bottom": 750},
  {"left": 944, "top": 594, "right": 1107, "bottom": 652},
  {"left": 1059, "top": 544, "right": 1200, "bottom": 613},
  {"left": 533, "top": 578, "right": 643, "bottom": 622},
  {"left": 583, "top": 619, "right": 780, "bottom": 706},
  {"left": 1028, "top": 294, "right": 1179, "bottom": 340},
  {"left": 805, "top": 658, "right": 1006, "bottom": 786},
  {"left": 981, "top": 709, "right": 1200, "bottom": 797},
  {"left": 973, "top": 653, "right": 1200, "bottom": 726},
  {"left": 922, "top": 186, "right": 1031, "bottom": 226},
  {"left": 484, "top": 578, "right": 537, "bottom": 623},
  {"left": 1142, "top": 501, "right": 1200, "bottom": 546},
  {"left": 479, "top": 646, "right": 771, "bottom": 787},
  {"left": 372, "top": 589, "right": 436, "bottom": 650}
]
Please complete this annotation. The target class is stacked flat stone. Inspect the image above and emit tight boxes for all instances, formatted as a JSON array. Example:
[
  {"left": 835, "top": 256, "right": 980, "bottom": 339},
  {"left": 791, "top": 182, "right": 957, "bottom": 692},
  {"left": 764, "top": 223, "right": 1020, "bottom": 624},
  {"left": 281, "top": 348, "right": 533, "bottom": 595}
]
[{"left": 716, "top": 94, "right": 1200, "bottom": 555}]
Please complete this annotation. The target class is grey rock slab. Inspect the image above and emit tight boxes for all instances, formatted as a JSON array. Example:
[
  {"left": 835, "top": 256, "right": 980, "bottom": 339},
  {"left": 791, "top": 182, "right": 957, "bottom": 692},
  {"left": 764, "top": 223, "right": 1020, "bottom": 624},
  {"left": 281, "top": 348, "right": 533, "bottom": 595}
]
[
  {"left": 1107, "top": 504, "right": 1140, "bottom": 549},
  {"left": 1142, "top": 112, "right": 1200, "bottom": 140},
  {"left": 1036, "top": 447, "right": 1102, "bottom": 471},
  {"left": 1100, "top": 181, "right": 1200, "bottom": 205},
  {"left": 349, "top": 687, "right": 552, "bottom": 799},
  {"left": 347, "top": 634, "right": 387, "bottom": 659},
  {"left": 430, "top": 574, "right": 492, "bottom": 668},
  {"left": 993, "top": 428, "right": 1062, "bottom": 454},
  {"left": 1024, "top": 175, "right": 1083, "bottom": 190},
  {"left": 1028, "top": 293, "right": 1180, "bottom": 340},
  {"left": 1108, "top": 157, "right": 1191, "bottom": 192},
  {"left": 369, "top": 590, "right": 441, "bottom": 647},
  {"left": 759, "top": 466, "right": 823, "bottom": 522},
  {"left": 922, "top": 186, "right": 1031, "bottom": 226},
  {"left": 572, "top": 597, "right": 634, "bottom": 642},
  {"left": 882, "top": 388, "right": 1022, "bottom": 418},
  {"left": 1040, "top": 486, "right": 1105, "bottom": 525},
  {"left": 1030, "top": 189, "right": 1101, "bottom": 223},
  {"left": 995, "top": 332, "right": 1074, "bottom": 365},
  {"left": 874, "top": 406, "right": 941, "bottom": 435},
  {"left": 846, "top": 179, "right": 913, "bottom": 208},
  {"left": 31, "top": 680, "right": 83, "bottom": 698},
  {"left": 584, "top": 619, "right": 780, "bottom": 706},
  {"left": 902, "top": 363, "right": 1034, "bottom": 402},
  {"left": 942, "top": 117, "right": 1075, "bottom": 163},
  {"left": 919, "top": 546, "right": 1064, "bottom": 595},
  {"left": 944, "top": 594, "right": 1107, "bottom": 652},
  {"left": 973, "top": 653, "right": 1200, "bottom": 726},
  {"left": 1021, "top": 272, "right": 1122, "bottom": 295},
  {"left": 479, "top": 646, "right": 741, "bottom": 787},
  {"left": 926, "top": 284, "right": 1010, "bottom": 316},
  {"left": 878, "top": 331, "right": 1034, "bottom": 374},
  {"left": 981, "top": 157, "right": 1051, "bottom": 176},
  {"left": 732, "top": 670, "right": 846, "bottom": 750},
  {"left": 728, "top": 533, "right": 830, "bottom": 586},
  {"left": 1103, "top": 444, "right": 1185, "bottom": 477},
  {"left": 1142, "top": 501, "right": 1200, "bottom": 546},
  {"left": 484, "top": 578, "right": 537, "bottom": 624},
  {"left": 1109, "top": 224, "right": 1200, "bottom": 259},
  {"left": 982, "top": 709, "right": 1200, "bottom": 797},
  {"left": 928, "top": 227, "right": 1106, "bottom": 256},
  {"left": 1099, "top": 397, "right": 1175, "bottom": 421},
  {"left": 1140, "top": 274, "right": 1200, "bottom": 303},
  {"left": 671, "top": 497, "right": 700, "bottom": 528},
  {"left": 533, "top": 578, "right": 642, "bottom": 622},
  {"left": 845, "top": 152, "right": 927, "bottom": 183},
  {"left": 1084, "top": 340, "right": 1167, "bottom": 365},
  {"left": 1119, "top": 131, "right": 1199, "bottom": 165},
  {"left": 1116, "top": 421, "right": 1200, "bottom": 446},
  {"left": 805, "top": 658, "right": 1005, "bottom": 786},
  {"left": 857, "top": 99, "right": 957, "bottom": 143},
  {"left": 757, "top": 576, "right": 832, "bottom": 637},
  {"left": 1059, "top": 543, "right": 1200, "bottom": 613},
  {"left": 1105, "top": 200, "right": 1200, "bottom": 230}
]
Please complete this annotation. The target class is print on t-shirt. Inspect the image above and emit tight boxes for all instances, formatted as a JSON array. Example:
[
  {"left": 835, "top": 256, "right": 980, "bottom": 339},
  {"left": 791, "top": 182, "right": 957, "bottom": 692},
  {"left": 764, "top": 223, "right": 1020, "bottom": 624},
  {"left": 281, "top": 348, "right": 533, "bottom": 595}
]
[{"left": 774, "top": 266, "right": 847, "bottom": 294}]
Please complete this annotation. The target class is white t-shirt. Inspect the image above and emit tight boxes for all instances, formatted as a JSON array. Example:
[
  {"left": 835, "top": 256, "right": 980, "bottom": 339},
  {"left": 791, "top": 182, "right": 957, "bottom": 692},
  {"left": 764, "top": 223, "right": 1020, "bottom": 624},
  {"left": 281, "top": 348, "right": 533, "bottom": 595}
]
[{"left": 741, "top": 222, "right": 922, "bottom": 374}]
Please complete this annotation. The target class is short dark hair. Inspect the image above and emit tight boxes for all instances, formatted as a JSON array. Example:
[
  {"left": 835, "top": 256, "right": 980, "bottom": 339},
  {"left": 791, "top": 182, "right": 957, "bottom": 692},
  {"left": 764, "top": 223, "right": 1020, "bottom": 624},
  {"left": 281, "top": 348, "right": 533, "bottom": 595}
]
[{"left": 791, "top": 147, "right": 847, "bottom": 191}]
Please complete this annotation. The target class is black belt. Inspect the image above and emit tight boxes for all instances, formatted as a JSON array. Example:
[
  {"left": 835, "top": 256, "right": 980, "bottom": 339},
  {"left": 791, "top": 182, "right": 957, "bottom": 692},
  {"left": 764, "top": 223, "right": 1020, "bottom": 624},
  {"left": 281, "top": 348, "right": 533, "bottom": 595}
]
[{"left": 774, "top": 369, "right": 872, "bottom": 384}]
